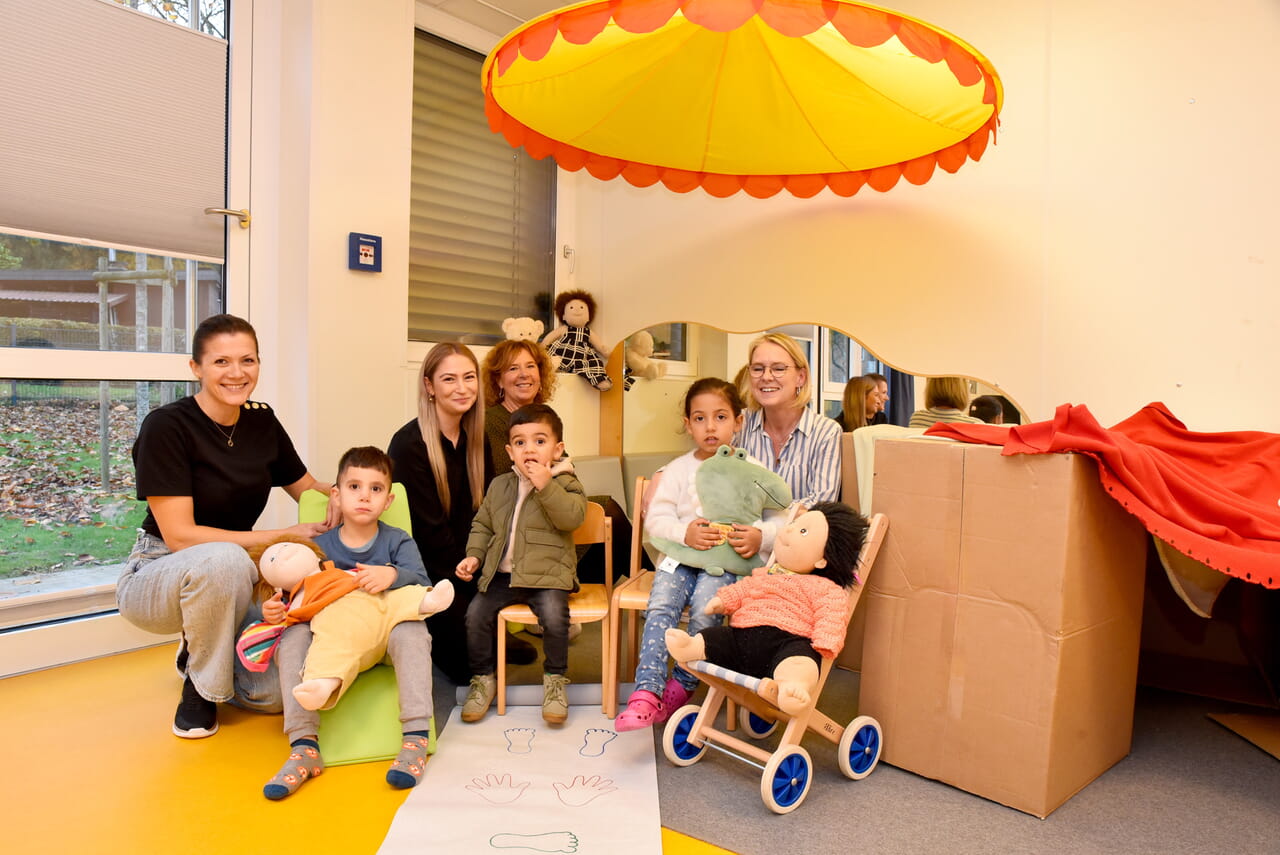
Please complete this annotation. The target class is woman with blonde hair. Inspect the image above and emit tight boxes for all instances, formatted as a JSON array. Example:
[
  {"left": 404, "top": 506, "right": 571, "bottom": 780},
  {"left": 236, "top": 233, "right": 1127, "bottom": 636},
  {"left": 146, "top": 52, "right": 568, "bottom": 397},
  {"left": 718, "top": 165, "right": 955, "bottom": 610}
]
[
  {"left": 908, "top": 376, "right": 984, "bottom": 428},
  {"left": 388, "top": 342, "right": 494, "bottom": 684},
  {"left": 836, "top": 375, "right": 878, "bottom": 431},
  {"left": 734, "top": 332, "right": 842, "bottom": 507}
]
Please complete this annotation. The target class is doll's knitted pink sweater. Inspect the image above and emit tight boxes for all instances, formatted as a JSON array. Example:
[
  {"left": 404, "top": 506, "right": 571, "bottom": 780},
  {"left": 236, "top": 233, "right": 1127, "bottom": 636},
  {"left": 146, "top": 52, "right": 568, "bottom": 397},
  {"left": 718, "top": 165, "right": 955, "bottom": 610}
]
[{"left": 718, "top": 574, "right": 850, "bottom": 659}]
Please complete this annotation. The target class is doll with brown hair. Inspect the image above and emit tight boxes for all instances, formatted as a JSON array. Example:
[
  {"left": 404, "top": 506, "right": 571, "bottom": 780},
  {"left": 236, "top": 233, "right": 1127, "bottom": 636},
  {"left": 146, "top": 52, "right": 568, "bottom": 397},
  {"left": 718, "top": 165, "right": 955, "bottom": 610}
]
[
  {"left": 665, "top": 501, "right": 868, "bottom": 715},
  {"left": 542, "top": 289, "right": 613, "bottom": 390}
]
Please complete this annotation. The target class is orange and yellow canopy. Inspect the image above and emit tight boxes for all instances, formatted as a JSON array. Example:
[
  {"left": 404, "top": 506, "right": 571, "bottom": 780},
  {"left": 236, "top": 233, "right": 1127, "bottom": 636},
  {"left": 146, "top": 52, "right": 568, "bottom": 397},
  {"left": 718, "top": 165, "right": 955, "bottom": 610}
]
[{"left": 482, "top": 0, "right": 1002, "bottom": 198}]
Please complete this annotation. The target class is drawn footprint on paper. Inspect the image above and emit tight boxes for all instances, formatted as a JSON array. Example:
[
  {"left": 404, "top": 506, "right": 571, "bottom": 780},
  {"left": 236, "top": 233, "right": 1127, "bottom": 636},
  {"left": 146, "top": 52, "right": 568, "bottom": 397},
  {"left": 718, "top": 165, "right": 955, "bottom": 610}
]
[
  {"left": 578, "top": 727, "right": 616, "bottom": 757},
  {"left": 504, "top": 727, "right": 536, "bottom": 754},
  {"left": 490, "top": 831, "right": 579, "bottom": 853},
  {"left": 465, "top": 772, "right": 529, "bottom": 804},
  {"left": 553, "top": 774, "right": 617, "bottom": 806}
]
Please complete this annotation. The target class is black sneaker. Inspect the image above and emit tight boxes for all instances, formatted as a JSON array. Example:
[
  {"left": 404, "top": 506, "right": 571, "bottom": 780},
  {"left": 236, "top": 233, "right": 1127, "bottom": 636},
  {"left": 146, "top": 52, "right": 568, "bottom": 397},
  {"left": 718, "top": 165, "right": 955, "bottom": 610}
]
[
  {"left": 173, "top": 676, "right": 219, "bottom": 738},
  {"left": 174, "top": 636, "right": 189, "bottom": 678}
]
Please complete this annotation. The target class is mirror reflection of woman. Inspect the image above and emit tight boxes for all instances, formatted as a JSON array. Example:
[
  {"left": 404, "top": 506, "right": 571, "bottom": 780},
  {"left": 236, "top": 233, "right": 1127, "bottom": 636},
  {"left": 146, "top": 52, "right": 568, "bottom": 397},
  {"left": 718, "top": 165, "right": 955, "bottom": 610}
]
[
  {"left": 735, "top": 332, "right": 842, "bottom": 505},
  {"left": 908, "top": 376, "right": 984, "bottom": 428},
  {"left": 836, "top": 375, "right": 878, "bottom": 431}
]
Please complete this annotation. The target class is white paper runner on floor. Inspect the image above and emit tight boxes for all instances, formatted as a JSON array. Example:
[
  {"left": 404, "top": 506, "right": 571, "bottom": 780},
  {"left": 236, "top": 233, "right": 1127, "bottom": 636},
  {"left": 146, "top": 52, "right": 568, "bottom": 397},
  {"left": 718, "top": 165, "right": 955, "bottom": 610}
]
[{"left": 379, "top": 703, "right": 661, "bottom": 855}]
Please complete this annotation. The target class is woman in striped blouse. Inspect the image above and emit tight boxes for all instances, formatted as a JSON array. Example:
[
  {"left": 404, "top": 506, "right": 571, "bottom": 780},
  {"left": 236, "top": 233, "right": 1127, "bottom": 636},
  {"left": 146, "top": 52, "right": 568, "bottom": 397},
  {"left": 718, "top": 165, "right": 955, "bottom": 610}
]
[{"left": 733, "top": 332, "right": 843, "bottom": 507}]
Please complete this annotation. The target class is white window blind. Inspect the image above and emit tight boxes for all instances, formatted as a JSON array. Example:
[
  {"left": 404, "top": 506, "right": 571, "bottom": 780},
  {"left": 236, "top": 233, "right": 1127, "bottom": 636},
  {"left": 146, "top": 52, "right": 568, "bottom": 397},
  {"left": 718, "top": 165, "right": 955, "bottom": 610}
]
[
  {"left": 410, "top": 30, "right": 555, "bottom": 344},
  {"left": 0, "top": 0, "right": 227, "bottom": 262}
]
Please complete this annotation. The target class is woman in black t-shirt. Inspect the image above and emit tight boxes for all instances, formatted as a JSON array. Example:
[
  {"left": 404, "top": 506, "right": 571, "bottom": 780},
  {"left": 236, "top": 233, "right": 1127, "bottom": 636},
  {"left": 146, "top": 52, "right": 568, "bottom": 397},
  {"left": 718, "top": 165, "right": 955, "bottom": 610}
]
[{"left": 118, "top": 314, "right": 337, "bottom": 739}]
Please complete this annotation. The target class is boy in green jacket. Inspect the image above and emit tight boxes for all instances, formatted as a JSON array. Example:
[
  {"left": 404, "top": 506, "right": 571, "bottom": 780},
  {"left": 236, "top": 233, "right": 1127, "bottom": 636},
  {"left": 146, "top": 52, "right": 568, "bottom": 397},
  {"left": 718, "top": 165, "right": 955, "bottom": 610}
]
[{"left": 456, "top": 403, "right": 586, "bottom": 724}]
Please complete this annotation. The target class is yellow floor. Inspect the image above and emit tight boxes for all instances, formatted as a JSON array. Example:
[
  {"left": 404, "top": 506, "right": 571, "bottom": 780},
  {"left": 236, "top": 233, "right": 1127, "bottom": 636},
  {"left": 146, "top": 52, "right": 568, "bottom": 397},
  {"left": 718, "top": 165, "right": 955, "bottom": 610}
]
[{"left": 0, "top": 645, "right": 732, "bottom": 855}]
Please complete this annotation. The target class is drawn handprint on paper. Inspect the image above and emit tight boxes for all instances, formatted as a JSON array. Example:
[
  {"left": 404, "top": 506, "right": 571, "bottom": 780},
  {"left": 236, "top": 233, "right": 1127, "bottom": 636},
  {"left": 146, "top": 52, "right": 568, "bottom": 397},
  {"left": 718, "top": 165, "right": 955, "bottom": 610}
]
[
  {"left": 553, "top": 774, "right": 618, "bottom": 807},
  {"left": 465, "top": 772, "right": 530, "bottom": 805}
]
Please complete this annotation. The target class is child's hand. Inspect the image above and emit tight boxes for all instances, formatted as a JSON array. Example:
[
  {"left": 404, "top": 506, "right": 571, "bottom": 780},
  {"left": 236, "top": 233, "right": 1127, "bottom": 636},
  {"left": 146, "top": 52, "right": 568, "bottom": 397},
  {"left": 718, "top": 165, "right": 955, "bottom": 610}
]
[
  {"left": 684, "top": 518, "right": 721, "bottom": 550},
  {"left": 456, "top": 556, "right": 479, "bottom": 582},
  {"left": 354, "top": 563, "right": 396, "bottom": 594},
  {"left": 704, "top": 596, "right": 725, "bottom": 615},
  {"left": 262, "top": 590, "right": 287, "bottom": 624},
  {"left": 727, "top": 524, "right": 762, "bottom": 558},
  {"left": 522, "top": 460, "right": 553, "bottom": 490}
]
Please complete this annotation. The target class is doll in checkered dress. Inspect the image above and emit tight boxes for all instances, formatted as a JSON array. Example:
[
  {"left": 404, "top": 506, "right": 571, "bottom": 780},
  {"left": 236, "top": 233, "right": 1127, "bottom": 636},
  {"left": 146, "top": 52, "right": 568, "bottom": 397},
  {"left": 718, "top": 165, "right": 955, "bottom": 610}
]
[{"left": 542, "top": 289, "right": 613, "bottom": 391}]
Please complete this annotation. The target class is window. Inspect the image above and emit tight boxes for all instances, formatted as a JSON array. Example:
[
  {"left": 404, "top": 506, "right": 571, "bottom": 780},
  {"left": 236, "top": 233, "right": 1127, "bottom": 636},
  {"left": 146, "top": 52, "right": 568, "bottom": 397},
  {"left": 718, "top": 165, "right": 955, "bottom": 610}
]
[
  {"left": 0, "top": 234, "right": 223, "bottom": 355},
  {"left": 0, "top": 0, "right": 241, "bottom": 634},
  {"left": 409, "top": 30, "right": 556, "bottom": 344},
  {"left": 107, "top": 0, "right": 228, "bottom": 37}
]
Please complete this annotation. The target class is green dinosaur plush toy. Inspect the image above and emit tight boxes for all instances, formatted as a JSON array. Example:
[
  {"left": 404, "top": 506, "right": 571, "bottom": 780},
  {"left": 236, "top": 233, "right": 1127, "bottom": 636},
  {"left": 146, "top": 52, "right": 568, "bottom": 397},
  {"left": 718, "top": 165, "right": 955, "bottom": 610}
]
[{"left": 650, "top": 445, "right": 792, "bottom": 576}]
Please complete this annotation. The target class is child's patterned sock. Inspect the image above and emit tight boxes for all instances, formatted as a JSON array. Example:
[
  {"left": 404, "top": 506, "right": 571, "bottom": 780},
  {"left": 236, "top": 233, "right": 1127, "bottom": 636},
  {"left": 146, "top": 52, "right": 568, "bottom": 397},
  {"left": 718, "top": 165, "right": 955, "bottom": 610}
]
[
  {"left": 386, "top": 731, "right": 431, "bottom": 789},
  {"left": 263, "top": 738, "right": 324, "bottom": 800}
]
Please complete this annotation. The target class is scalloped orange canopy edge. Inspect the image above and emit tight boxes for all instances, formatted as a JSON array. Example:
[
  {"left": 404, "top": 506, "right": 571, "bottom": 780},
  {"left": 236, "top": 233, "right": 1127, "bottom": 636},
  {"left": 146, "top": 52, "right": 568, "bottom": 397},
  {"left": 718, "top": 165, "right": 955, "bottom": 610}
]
[{"left": 482, "top": 0, "right": 1003, "bottom": 199}]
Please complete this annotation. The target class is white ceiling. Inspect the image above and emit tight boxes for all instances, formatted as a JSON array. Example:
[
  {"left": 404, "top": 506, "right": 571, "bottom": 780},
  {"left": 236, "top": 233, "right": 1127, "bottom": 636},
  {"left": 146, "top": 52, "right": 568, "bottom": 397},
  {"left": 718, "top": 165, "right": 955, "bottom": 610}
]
[{"left": 420, "top": 0, "right": 563, "bottom": 38}]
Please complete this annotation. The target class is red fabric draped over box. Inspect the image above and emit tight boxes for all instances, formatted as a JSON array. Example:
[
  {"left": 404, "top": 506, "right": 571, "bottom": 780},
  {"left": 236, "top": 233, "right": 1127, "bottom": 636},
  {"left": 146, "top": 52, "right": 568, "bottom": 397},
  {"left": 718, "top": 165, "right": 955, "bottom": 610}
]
[{"left": 926, "top": 403, "right": 1280, "bottom": 589}]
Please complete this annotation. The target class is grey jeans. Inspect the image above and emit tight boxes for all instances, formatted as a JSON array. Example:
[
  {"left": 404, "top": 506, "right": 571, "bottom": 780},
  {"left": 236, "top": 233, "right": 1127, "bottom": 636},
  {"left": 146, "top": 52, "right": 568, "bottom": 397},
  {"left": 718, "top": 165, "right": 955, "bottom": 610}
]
[
  {"left": 116, "top": 531, "right": 281, "bottom": 710},
  {"left": 278, "top": 619, "right": 434, "bottom": 743}
]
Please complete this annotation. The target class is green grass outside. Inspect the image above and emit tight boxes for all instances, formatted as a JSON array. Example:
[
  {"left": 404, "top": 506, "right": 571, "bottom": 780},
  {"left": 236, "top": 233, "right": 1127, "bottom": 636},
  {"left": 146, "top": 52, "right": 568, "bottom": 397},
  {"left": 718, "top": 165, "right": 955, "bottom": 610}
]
[
  {"left": 2, "top": 395, "right": 147, "bottom": 579},
  {"left": 2, "top": 380, "right": 192, "bottom": 405},
  {"left": 0, "top": 507, "right": 146, "bottom": 578}
]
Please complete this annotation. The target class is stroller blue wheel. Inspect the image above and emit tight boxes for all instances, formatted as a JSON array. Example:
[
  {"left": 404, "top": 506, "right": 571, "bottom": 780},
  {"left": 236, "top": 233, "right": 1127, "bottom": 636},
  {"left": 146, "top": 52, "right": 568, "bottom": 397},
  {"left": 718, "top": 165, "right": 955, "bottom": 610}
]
[
  {"left": 739, "top": 707, "right": 778, "bottom": 739},
  {"left": 838, "top": 715, "right": 882, "bottom": 780},
  {"left": 760, "top": 746, "right": 812, "bottom": 814},
  {"left": 662, "top": 704, "right": 708, "bottom": 767}
]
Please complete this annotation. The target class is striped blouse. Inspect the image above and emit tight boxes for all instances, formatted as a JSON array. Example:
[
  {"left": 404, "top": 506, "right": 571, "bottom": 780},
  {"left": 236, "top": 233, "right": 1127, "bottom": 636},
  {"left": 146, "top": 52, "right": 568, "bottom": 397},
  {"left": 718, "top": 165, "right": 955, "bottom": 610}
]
[{"left": 735, "top": 406, "right": 843, "bottom": 505}]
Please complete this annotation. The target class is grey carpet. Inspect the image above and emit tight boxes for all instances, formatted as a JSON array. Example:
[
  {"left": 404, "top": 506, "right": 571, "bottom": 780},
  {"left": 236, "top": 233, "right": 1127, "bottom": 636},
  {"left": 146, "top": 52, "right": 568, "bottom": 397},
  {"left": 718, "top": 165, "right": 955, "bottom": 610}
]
[{"left": 432, "top": 624, "right": 1280, "bottom": 855}]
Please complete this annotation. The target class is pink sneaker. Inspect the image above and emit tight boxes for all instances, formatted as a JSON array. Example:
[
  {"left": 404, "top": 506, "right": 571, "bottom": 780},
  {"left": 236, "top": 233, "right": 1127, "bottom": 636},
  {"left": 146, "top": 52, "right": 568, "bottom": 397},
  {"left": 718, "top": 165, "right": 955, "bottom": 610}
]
[
  {"left": 614, "top": 690, "right": 663, "bottom": 732},
  {"left": 660, "top": 677, "right": 693, "bottom": 716}
]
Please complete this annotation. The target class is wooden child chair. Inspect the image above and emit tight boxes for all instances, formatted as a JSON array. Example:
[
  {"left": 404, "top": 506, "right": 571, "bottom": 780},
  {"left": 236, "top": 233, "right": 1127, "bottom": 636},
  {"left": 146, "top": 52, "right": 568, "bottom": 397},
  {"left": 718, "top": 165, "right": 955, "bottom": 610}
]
[{"left": 495, "top": 500, "right": 614, "bottom": 716}]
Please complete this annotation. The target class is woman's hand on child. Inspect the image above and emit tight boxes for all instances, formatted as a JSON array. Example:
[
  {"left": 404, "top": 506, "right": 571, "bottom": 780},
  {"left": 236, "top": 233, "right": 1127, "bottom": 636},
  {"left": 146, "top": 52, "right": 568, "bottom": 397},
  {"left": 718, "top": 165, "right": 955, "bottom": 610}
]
[
  {"left": 287, "top": 521, "right": 328, "bottom": 539},
  {"left": 684, "top": 518, "right": 722, "bottom": 550},
  {"left": 354, "top": 563, "right": 395, "bottom": 594},
  {"left": 727, "top": 524, "right": 762, "bottom": 558},
  {"left": 704, "top": 596, "right": 725, "bottom": 615},
  {"left": 456, "top": 556, "right": 479, "bottom": 582},
  {"left": 262, "top": 590, "right": 287, "bottom": 624},
  {"left": 323, "top": 489, "right": 343, "bottom": 529}
]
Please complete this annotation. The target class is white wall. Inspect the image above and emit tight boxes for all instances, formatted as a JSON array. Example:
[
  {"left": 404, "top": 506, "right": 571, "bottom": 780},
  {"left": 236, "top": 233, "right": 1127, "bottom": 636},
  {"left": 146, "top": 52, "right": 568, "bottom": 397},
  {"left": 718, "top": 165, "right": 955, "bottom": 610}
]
[
  {"left": 560, "top": 0, "right": 1280, "bottom": 432},
  {"left": 253, "top": 0, "right": 1280, "bottom": 482}
]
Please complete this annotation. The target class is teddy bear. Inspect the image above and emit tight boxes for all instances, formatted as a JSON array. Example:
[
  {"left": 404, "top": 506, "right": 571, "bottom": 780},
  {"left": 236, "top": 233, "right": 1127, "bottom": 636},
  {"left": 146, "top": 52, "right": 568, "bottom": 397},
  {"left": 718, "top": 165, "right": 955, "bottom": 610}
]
[
  {"left": 541, "top": 289, "right": 612, "bottom": 390},
  {"left": 501, "top": 316, "right": 544, "bottom": 342},
  {"left": 648, "top": 445, "right": 793, "bottom": 576},
  {"left": 623, "top": 329, "right": 669, "bottom": 391},
  {"left": 665, "top": 501, "right": 868, "bottom": 715},
  {"left": 239, "top": 539, "right": 454, "bottom": 711}
]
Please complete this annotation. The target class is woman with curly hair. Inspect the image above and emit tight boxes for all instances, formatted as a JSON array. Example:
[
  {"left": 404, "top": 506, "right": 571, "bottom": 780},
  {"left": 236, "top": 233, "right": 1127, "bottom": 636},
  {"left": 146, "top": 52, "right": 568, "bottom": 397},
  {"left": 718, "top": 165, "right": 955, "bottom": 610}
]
[{"left": 480, "top": 338, "right": 558, "bottom": 474}]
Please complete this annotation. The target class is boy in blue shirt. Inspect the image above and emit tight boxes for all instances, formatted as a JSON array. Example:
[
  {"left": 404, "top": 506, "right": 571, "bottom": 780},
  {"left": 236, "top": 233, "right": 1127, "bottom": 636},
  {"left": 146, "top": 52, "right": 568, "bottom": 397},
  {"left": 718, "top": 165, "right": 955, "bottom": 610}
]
[{"left": 264, "top": 445, "right": 448, "bottom": 799}]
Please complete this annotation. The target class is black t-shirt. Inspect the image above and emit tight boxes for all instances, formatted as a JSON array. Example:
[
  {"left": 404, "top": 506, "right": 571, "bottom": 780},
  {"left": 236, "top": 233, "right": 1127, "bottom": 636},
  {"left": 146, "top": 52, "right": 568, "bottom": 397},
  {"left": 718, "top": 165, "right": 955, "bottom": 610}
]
[
  {"left": 387, "top": 418, "right": 494, "bottom": 583},
  {"left": 132, "top": 396, "right": 308, "bottom": 539}
]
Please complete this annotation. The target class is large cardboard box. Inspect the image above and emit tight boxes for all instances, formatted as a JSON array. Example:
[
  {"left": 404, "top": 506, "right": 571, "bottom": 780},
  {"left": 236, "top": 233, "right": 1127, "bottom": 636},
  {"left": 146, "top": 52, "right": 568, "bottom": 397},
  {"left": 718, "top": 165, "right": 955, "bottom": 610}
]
[{"left": 860, "top": 439, "right": 1148, "bottom": 818}]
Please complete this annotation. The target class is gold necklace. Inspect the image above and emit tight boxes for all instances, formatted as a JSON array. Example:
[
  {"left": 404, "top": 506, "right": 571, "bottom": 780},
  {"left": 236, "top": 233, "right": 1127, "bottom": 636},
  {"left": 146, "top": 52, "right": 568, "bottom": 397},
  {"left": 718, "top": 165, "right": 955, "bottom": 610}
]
[{"left": 212, "top": 418, "right": 239, "bottom": 447}]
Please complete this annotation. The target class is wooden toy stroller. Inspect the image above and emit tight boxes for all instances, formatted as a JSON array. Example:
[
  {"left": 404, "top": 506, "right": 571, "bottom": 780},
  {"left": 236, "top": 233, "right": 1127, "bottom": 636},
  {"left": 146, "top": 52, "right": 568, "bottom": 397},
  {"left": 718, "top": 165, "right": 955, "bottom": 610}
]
[{"left": 661, "top": 511, "right": 889, "bottom": 814}]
